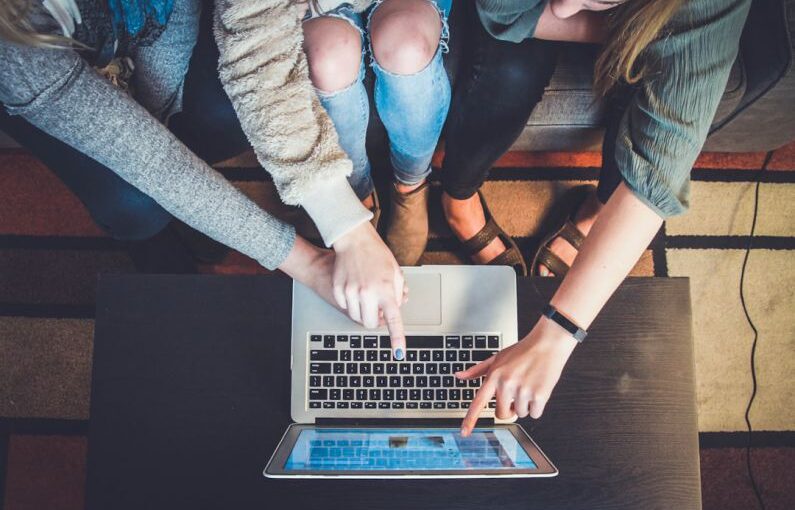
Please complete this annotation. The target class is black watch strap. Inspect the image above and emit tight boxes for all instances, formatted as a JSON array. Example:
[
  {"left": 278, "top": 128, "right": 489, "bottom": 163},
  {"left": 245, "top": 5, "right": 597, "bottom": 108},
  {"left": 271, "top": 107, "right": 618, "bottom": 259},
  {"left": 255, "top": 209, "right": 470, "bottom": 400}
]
[{"left": 542, "top": 304, "right": 588, "bottom": 342}]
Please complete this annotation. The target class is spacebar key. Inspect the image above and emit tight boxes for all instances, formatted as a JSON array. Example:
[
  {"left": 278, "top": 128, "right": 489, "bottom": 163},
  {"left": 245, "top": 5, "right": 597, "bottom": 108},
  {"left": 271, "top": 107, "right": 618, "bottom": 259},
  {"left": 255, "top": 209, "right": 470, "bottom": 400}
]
[{"left": 405, "top": 336, "right": 444, "bottom": 349}]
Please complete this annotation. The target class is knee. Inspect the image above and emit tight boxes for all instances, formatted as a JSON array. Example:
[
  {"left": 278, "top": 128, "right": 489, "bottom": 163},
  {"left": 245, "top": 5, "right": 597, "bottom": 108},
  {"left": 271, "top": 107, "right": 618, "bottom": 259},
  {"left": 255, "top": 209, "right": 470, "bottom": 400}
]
[
  {"left": 92, "top": 189, "right": 172, "bottom": 241},
  {"left": 371, "top": 0, "right": 441, "bottom": 75},
  {"left": 304, "top": 17, "right": 362, "bottom": 93}
]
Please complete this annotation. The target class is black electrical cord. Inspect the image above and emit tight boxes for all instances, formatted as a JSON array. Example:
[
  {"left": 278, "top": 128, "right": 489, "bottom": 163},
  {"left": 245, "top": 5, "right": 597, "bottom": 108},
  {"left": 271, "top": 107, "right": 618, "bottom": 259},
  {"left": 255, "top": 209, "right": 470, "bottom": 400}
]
[{"left": 739, "top": 151, "right": 773, "bottom": 510}]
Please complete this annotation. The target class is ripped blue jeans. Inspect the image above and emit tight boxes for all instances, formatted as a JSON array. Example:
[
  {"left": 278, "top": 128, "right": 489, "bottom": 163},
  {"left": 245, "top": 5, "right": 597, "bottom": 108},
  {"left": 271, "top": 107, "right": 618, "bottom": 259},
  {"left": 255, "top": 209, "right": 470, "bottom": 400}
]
[{"left": 310, "top": 0, "right": 453, "bottom": 199}]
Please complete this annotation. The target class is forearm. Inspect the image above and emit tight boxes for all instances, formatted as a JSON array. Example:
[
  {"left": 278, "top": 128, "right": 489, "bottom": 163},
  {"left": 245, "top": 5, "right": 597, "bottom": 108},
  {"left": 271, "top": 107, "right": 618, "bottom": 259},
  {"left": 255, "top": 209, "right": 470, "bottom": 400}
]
[
  {"left": 533, "top": 3, "right": 607, "bottom": 43},
  {"left": 549, "top": 183, "right": 663, "bottom": 329}
]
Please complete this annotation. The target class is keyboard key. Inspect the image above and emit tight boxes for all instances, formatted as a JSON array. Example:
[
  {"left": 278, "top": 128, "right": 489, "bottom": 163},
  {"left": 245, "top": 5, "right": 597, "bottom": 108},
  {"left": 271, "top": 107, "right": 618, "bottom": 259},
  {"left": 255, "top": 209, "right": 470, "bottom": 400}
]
[
  {"left": 363, "top": 376, "right": 375, "bottom": 387},
  {"left": 405, "top": 336, "right": 444, "bottom": 349},
  {"left": 422, "top": 389, "right": 434, "bottom": 400},
  {"left": 379, "top": 351, "right": 391, "bottom": 361},
  {"left": 360, "top": 363, "right": 371, "bottom": 374},
  {"left": 350, "top": 336, "right": 362, "bottom": 348},
  {"left": 340, "top": 351, "right": 352, "bottom": 361},
  {"left": 333, "top": 363, "right": 345, "bottom": 374},
  {"left": 402, "top": 376, "right": 414, "bottom": 387},
  {"left": 475, "top": 336, "right": 487, "bottom": 349},
  {"left": 456, "top": 378, "right": 467, "bottom": 388},
  {"left": 365, "top": 402, "right": 377, "bottom": 409},
  {"left": 392, "top": 402, "right": 405, "bottom": 409},
  {"left": 383, "top": 389, "right": 394, "bottom": 400},
  {"left": 324, "top": 335, "right": 335, "bottom": 348},
  {"left": 387, "top": 363, "right": 398, "bottom": 374},
  {"left": 373, "top": 364, "right": 385, "bottom": 374},
  {"left": 343, "top": 389, "right": 354, "bottom": 400},
  {"left": 462, "top": 402, "right": 470, "bottom": 409},
  {"left": 379, "top": 336, "right": 391, "bottom": 348},
  {"left": 448, "top": 402, "right": 460, "bottom": 409},
  {"left": 346, "top": 363, "right": 358, "bottom": 374},
  {"left": 351, "top": 402, "right": 363, "bottom": 409},
  {"left": 310, "top": 376, "right": 321, "bottom": 387},
  {"left": 407, "top": 402, "right": 419, "bottom": 409},
  {"left": 378, "top": 402, "right": 390, "bottom": 409},
  {"left": 389, "top": 376, "right": 401, "bottom": 387},
  {"left": 369, "top": 389, "right": 381, "bottom": 400},
  {"left": 445, "top": 336, "right": 460, "bottom": 348},
  {"left": 406, "top": 350, "right": 418, "bottom": 362},
  {"left": 462, "top": 336, "right": 474, "bottom": 348},
  {"left": 399, "top": 364, "right": 411, "bottom": 374},
  {"left": 450, "top": 389, "right": 461, "bottom": 400},
  {"left": 443, "top": 376, "right": 455, "bottom": 387},
  {"left": 488, "top": 336, "right": 500, "bottom": 348},
  {"left": 432, "top": 350, "right": 444, "bottom": 361},
  {"left": 472, "top": 350, "right": 494, "bottom": 361},
  {"left": 309, "top": 402, "right": 321, "bottom": 408},
  {"left": 420, "top": 351, "right": 431, "bottom": 361},
  {"left": 420, "top": 402, "right": 432, "bottom": 409},
  {"left": 350, "top": 376, "right": 361, "bottom": 387},
  {"left": 435, "top": 389, "right": 447, "bottom": 400},
  {"left": 364, "top": 336, "right": 378, "bottom": 348},
  {"left": 459, "top": 351, "right": 470, "bottom": 362},
  {"left": 426, "top": 364, "right": 438, "bottom": 374},
  {"left": 452, "top": 363, "right": 465, "bottom": 373},
  {"left": 396, "top": 389, "right": 408, "bottom": 400},
  {"left": 377, "top": 376, "right": 388, "bottom": 387},
  {"left": 310, "top": 335, "right": 322, "bottom": 342},
  {"left": 323, "top": 376, "right": 334, "bottom": 387},
  {"left": 410, "top": 389, "right": 421, "bottom": 400},
  {"left": 445, "top": 351, "right": 456, "bottom": 361},
  {"left": 488, "top": 401, "right": 497, "bottom": 408},
  {"left": 310, "top": 363, "right": 331, "bottom": 374},
  {"left": 337, "top": 402, "right": 349, "bottom": 409},
  {"left": 354, "top": 351, "right": 365, "bottom": 361},
  {"left": 336, "top": 376, "right": 348, "bottom": 387},
  {"left": 338, "top": 335, "right": 348, "bottom": 343},
  {"left": 309, "top": 389, "right": 327, "bottom": 400},
  {"left": 356, "top": 389, "right": 367, "bottom": 400},
  {"left": 469, "top": 379, "right": 480, "bottom": 387},
  {"left": 330, "top": 389, "right": 341, "bottom": 400},
  {"left": 416, "top": 376, "right": 428, "bottom": 387},
  {"left": 433, "top": 402, "right": 445, "bottom": 409},
  {"left": 366, "top": 351, "right": 378, "bottom": 361},
  {"left": 412, "top": 364, "right": 424, "bottom": 374},
  {"left": 463, "top": 389, "right": 474, "bottom": 400},
  {"left": 439, "top": 364, "right": 451, "bottom": 374}
]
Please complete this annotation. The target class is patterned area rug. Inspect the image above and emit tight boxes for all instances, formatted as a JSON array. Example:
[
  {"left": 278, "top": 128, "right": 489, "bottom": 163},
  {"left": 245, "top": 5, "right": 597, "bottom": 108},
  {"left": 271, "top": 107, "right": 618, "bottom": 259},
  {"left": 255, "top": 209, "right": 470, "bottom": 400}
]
[{"left": 1, "top": 145, "right": 794, "bottom": 509}]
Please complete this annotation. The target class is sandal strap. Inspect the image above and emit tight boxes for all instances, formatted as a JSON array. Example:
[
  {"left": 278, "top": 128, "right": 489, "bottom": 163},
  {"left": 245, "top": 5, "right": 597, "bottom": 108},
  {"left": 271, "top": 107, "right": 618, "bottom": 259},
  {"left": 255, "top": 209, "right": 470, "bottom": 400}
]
[
  {"left": 461, "top": 218, "right": 502, "bottom": 257},
  {"left": 488, "top": 247, "right": 525, "bottom": 270},
  {"left": 536, "top": 245, "right": 570, "bottom": 277},
  {"left": 559, "top": 220, "right": 586, "bottom": 250}
]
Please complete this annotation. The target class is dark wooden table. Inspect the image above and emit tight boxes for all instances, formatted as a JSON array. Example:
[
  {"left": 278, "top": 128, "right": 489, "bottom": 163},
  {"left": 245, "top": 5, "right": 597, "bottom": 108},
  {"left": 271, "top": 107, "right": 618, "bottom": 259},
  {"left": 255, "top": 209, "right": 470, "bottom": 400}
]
[{"left": 86, "top": 274, "right": 701, "bottom": 510}]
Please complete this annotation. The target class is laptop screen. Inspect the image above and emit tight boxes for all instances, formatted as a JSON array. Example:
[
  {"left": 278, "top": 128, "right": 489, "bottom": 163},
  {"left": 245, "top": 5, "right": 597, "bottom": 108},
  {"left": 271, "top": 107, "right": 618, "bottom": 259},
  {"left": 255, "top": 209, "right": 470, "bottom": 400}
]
[{"left": 284, "top": 428, "right": 537, "bottom": 471}]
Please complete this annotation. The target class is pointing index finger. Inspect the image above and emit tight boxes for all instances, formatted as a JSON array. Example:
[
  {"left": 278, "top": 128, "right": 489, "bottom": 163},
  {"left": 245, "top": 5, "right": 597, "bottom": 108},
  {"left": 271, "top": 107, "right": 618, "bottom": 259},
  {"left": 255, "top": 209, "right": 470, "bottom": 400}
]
[
  {"left": 461, "top": 377, "right": 496, "bottom": 437},
  {"left": 382, "top": 300, "right": 406, "bottom": 361}
]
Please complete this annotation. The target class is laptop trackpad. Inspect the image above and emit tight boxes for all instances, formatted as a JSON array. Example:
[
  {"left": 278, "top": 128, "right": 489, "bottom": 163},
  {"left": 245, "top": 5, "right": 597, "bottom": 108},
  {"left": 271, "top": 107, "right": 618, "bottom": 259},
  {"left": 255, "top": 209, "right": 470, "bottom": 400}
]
[{"left": 402, "top": 273, "right": 442, "bottom": 326}]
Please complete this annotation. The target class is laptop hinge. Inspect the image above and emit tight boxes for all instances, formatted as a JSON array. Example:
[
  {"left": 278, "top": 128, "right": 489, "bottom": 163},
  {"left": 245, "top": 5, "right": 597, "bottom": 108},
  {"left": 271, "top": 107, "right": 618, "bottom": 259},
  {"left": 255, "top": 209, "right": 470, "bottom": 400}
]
[{"left": 315, "top": 418, "right": 496, "bottom": 427}]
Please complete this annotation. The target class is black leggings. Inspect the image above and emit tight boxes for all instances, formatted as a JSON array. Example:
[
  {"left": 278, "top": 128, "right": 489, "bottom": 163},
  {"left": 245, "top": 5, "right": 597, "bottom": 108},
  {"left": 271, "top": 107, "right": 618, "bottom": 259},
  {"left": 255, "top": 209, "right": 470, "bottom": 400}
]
[{"left": 442, "top": 11, "right": 630, "bottom": 205}]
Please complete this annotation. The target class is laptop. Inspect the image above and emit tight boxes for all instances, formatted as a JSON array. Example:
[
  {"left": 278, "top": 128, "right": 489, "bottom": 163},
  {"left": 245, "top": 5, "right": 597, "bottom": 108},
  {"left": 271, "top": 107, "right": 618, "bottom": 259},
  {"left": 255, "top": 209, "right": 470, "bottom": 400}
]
[{"left": 264, "top": 265, "right": 558, "bottom": 478}]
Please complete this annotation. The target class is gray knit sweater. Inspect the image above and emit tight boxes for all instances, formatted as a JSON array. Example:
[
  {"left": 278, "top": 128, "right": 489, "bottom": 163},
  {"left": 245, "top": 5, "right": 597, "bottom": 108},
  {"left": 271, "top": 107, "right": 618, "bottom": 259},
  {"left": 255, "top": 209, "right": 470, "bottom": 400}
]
[{"left": 0, "top": 0, "right": 375, "bottom": 270}]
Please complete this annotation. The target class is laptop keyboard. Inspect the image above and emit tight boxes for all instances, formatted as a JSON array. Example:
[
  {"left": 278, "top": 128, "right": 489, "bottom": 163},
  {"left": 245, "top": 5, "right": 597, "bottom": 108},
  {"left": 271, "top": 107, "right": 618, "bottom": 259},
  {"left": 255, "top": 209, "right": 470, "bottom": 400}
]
[{"left": 307, "top": 334, "right": 499, "bottom": 410}]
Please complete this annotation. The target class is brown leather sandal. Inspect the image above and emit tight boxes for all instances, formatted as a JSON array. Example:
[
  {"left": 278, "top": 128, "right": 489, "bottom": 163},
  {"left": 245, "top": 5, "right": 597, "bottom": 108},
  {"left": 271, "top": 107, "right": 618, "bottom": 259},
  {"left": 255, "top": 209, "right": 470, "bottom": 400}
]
[
  {"left": 531, "top": 184, "right": 595, "bottom": 277},
  {"left": 459, "top": 191, "right": 528, "bottom": 276}
]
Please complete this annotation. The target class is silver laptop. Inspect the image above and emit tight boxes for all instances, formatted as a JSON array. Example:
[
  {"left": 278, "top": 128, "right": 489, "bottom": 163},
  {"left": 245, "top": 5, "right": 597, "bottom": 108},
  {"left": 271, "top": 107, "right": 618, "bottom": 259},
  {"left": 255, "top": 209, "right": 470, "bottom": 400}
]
[{"left": 265, "top": 265, "right": 557, "bottom": 478}]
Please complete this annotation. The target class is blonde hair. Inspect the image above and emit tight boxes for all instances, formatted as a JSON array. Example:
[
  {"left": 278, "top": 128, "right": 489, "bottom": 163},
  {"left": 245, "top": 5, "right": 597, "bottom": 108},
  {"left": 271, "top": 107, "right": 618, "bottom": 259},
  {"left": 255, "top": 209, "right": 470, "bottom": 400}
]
[
  {"left": 1, "top": 0, "right": 79, "bottom": 48},
  {"left": 594, "top": 0, "right": 685, "bottom": 96}
]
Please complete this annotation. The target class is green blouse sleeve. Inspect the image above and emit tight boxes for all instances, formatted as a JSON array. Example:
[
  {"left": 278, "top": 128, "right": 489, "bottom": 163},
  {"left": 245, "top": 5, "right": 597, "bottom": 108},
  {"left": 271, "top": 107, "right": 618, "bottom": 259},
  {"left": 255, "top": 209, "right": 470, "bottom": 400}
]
[
  {"left": 476, "top": 0, "right": 548, "bottom": 42},
  {"left": 614, "top": 0, "right": 752, "bottom": 217}
]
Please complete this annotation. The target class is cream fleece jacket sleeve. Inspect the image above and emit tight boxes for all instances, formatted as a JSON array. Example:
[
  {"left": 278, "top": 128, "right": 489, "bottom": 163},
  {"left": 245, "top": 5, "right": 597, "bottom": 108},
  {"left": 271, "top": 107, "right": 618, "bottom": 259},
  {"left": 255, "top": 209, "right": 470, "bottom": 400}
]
[{"left": 213, "top": 0, "right": 372, "bottom": 247}]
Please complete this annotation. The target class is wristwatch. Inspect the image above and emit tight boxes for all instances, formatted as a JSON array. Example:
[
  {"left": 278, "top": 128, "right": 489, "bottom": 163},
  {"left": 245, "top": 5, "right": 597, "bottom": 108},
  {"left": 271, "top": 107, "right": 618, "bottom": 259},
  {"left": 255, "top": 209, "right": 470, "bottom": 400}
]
[{"left": 542, "top": 304, "right": 588, "bottom": 342}]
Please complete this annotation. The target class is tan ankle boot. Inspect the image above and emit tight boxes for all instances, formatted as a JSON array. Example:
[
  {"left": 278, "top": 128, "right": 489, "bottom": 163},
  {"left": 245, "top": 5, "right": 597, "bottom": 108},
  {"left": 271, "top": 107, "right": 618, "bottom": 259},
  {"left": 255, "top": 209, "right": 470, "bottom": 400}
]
[{"left": 385, "top": 182, "right": 430, "bottom": 266}]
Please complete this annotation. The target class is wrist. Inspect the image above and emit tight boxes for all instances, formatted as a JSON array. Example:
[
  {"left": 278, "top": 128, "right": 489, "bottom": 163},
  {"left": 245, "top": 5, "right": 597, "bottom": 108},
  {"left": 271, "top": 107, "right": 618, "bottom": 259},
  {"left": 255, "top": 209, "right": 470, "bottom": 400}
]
[
  {"left": 278, "top": 236, "right": 326, "bottom": 283},
  {"left": 332, "top": 221, "right": 375, "bottom": 253},
  {"left": 533, "top": 316, "right": 579, "bottom": 354}
]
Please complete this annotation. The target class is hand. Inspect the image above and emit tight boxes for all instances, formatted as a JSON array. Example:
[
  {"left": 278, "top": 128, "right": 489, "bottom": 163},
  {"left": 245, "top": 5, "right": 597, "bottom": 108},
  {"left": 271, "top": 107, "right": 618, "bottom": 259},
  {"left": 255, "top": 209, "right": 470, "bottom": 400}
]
[
  {"left": 278, "top": 236, "right": 341, "bottom": 311},
  {"left": 457, "top": 317, "right": 578, "bottom": 436},
  {"left": 332, "top": 222, "right": 408, "bottom": 359}
]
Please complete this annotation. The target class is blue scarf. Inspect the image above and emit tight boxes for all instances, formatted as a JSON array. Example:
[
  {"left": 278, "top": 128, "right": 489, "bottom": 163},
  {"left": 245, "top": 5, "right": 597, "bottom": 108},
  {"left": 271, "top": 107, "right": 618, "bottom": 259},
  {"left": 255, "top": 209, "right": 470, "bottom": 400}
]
[{"left": 107, "top": 0, "right": 174, "bottom": 38}]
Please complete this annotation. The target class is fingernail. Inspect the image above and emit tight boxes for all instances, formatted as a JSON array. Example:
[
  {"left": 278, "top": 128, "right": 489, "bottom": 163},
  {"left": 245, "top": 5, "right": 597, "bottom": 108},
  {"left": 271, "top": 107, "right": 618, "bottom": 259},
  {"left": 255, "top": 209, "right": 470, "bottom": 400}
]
[{"left": 394, "top": 348, "right": 404, "bottom": 361}]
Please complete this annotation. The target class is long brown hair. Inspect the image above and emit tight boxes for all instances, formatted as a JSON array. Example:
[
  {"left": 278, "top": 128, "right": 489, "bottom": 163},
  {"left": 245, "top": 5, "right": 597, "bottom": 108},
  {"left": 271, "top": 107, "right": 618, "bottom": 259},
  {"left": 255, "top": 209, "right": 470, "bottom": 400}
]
[
  {"left": 0, "top": 0, "right": 76, "bottom": 48},
  {"left": 594, "top": 0, "right": 685, "bottom": 96}
]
